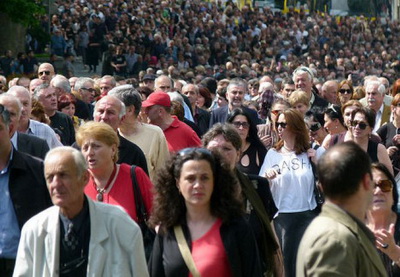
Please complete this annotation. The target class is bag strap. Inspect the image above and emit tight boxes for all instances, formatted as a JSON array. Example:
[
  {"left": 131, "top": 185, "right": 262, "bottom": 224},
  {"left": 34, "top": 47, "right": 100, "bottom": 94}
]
[
  {"left": 173, "top": 225, "right": 201, "bottom": 277},
  {"left": 130, "top": 165, "right": 147, "bottom": 223}
]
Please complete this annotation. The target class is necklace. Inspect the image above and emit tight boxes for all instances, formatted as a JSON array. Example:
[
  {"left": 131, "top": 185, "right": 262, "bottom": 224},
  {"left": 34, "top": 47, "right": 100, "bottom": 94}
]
[
  {"left": 283, "top": 145, "right": 294, "bottom": 152},
  {"left": 94, "top": 164, "right": 117, "bottom": 202}
]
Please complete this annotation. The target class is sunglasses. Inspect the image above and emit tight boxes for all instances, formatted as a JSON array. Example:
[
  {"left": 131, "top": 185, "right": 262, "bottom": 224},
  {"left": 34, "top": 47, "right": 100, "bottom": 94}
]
[
  {"left": 275, "top": 122, "right": 287, "bottom": 129},
  {"left": 339, "top": 89, "right": 352, "bottom": 94},
  {"left": 39, "top": 70, "right": 51, "bottom": 76},
  {"left": 271, "top": 109, "right": 281, "bottom": 116},
  {"left": 81, "top": 87, "right": 96, "bottom": 93},
  {"left": 309, "top": 122, "right": 322, "bottom": 132},
  {"left": 374, "top": 180, "right": 393, "bottom": 192},
  {"left": 232, "top": 121, "right": 250, "bottom": 129},
  {"left": 351, "top": 120, "right": 368, "bottom": 130}
]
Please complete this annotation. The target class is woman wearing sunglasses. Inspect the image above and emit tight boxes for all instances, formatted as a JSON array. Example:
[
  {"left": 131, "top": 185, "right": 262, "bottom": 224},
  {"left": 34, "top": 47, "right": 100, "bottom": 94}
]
[
  {"left": 366, "top": 163, "right": 400, "bottom": 276},
  {"left": 148, "top": 148, "right": 263, "bottom": 277},
  {"left": 259, "top": 109, "right": 325, "bottom": 277},
  {"left": 377, "top": 93, "right": 400, "bottom": 176},
  {"left": 337, "top": 80, "right": 354, "bottom": 106},
  {"left": 227, "top": 108, "right": 267, "bottom": 175},
  {"left": 349, "top": 107, "right": 393, "bottom": 175}
]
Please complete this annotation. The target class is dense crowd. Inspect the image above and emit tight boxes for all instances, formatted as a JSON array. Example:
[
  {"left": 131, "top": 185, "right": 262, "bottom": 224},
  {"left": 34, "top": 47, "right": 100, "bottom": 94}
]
[{"left": 1, "top": 1, "right": 400, "bottom": 277}]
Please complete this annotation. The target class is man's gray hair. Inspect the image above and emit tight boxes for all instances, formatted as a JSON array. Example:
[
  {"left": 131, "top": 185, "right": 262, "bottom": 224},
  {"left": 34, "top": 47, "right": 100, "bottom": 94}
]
[
  {"left": 7, "top": 85, "right": 31, "bottom": 101},
  {"left": 182, "top": 83, "right": 199, "bottom": 94},
  {"left": 108, "top": 85, "right": 142, "bottom": 116},
  {"left": 0, "top": 93, "right": 22, "bottom": 119},
  {"left": 33, "top": 83, "right": 51, "bottom": 100},
  {"left": 52, "top": 76, "right": 71, "bottom": 93},
  {"left": 293, "top": 66, "right": 314, "bottom": 83},
  {"left": 365, "top": 80, "right": 386, "bottom": 95},
  {"left": 94, "top": 95, "right": 126, "bottom": 119},
  {"left": 45, "top": 146, "right": 88, "bottom": 178},
  {"left": 227, "top": 78, "right": 248, "bottom": 92},
  {"left": 74, "top": 77, "right": 95, "bottom": 91},
  {"left": 101, "top": 75, "right": 117, "bottom": 87}
]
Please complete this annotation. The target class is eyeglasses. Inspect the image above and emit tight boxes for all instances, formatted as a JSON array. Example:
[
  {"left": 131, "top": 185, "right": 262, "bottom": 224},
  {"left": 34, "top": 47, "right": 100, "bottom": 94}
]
[
  {"left": 275, "top": 122, "right": 287, "bottom": 129},
  {"left": 39, "top": 70, "right": 51, "bottom": 76},
  {"left": 351, "top": 120, "right": 368, "bottom": 130},
  {"left": 178, "top": 147, "right": 213, "bottom": 157},
  {"left": 374, "top": 180, "right": 393, "bottom": 192},
  {"left": 309, "top": 122, "right": 322, "bottom": 132},
  {"left": 339, "top": 89, "right": 352, "bottom": 94},
  {"left": 81, "top": 87, "right": 96, "bottom": 93},
  {"left": 232, "top": 121, "right": 250, "bottom": 129}
]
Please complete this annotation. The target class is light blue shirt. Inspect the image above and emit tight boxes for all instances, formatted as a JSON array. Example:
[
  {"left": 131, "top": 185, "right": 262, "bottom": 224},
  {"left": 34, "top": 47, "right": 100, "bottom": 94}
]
[
  {"left": 0, "top": 147, "right": 21, "bottom": 258},
  {"left": 27, "top": 119, "right": 63, "bottom": 148},
  {"left": 183, "top": 101, "right": 194, "bottom": 122}
]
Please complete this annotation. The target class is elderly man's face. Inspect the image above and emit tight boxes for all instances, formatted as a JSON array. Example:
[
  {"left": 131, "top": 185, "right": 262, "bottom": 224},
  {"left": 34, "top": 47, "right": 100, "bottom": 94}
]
[
  {"left": 80, "top": 82, "right": 95, "bottom": 104},
  {"left": 294, "top": 72, "right": 313, "bottom": 95},
  {"left": 94, "top": 97, "right": 122, "bottom": 131},
  {"left": 366, "top": 84, "right": 384, "bottom": 111},
  {"left": 100, "top": 79, "right": 114, "bottom": 96},
  {"left": 38, "top": 87, "right": 58, "bottom": 114},
  {"left": 227, "top": 85, "right": 245, "bottom": 109},
  {"left": 38, "top": 64, "right": 55, "bottom": 83},
  {"left": 155, "top": 77, "right": 171, "bottom": 92},
  {"left": 44, "top": 152, "right": 88, "bottom": 213},
  {"left": 182, "top": 84, "right": 198, "bottom": 106}
]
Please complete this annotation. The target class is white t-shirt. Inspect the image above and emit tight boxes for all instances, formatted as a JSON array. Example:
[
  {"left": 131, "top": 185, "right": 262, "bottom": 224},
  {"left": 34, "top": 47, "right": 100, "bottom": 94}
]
[{"left": 259, "top": 148, "right": 325, "bottom": 213}]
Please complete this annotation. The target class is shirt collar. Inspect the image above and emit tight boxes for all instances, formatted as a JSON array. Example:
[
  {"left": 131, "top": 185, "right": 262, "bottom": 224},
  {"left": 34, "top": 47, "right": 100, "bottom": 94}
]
[
  {"left": 0, "top": 147, "right": 14, "bottom": 174},
  {"left": 10, "top": 132, "right": 18, "bottom": 150},
  {"left": 309, "top": 92, "right": 315, "bottom": 106}
]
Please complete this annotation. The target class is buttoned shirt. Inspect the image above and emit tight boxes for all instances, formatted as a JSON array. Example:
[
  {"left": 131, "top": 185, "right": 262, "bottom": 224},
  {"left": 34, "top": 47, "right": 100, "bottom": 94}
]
[{"left": 27, "top": 119, "right": 63, "bottom": 148}]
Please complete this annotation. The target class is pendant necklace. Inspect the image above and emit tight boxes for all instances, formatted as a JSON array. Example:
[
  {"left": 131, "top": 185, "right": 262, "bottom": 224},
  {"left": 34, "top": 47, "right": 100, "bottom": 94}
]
[{"left": 94, "top": 164, "right": 117, "bottom": 202}]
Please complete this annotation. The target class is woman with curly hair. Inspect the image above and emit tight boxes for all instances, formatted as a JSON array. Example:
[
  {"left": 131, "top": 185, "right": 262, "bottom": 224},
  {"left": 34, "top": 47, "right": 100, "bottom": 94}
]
[{"left": 148, "top": 148, "right": 263, "bottom": 277}]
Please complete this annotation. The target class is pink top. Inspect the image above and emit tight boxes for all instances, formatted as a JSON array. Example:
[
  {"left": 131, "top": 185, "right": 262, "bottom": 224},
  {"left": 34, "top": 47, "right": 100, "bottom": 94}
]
[
  {"left": 84, "top": 163, "right": 153, "bottom": 222},
  {"left": 189, "top": 218, "right": 232, "bottom": 277}
]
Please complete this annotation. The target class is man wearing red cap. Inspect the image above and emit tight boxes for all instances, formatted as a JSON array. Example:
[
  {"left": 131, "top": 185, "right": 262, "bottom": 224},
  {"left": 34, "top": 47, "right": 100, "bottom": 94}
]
[{"left": 142, "top": 92, "right": 201, "bottom": 152}]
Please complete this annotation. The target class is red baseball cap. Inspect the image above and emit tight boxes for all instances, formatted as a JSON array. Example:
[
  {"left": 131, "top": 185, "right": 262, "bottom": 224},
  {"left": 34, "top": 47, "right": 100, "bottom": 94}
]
[{"left": 142, "top": 92, "right": 171, "bottom": 108}]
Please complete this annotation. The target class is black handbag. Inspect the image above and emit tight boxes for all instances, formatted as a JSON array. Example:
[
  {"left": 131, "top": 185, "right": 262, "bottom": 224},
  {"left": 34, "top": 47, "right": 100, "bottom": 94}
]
[
  {"left": 130, "top": 165, "right": 156, "bottom": 261},
  {"left": 309, "top": 157, "right": 324, "bottom": 213}
]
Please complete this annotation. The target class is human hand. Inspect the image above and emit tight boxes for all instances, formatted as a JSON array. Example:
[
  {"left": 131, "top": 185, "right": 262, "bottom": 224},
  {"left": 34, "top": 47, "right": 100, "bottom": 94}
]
[
  {"left": 392, "top": 135, "right": 400, "bottom": 145},
  {"left": 307, "top": 148, "right": 317, "bottom": 163},
  {"left": 387, "top": 146, "right": 398, "bottom": 157},
  {"left": 260, "top": 135, "right": 272, "bottom": 147},
  {"left": 375, "top": 224, "right": 399, "bottom": 260},
  {"left": 265, "top": 168, "right": 279, "bottom": 180}
]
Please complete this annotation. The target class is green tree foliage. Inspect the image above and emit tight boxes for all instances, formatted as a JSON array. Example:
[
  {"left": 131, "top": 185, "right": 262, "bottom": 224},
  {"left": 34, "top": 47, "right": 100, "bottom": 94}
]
[{"left": 0, "top": 0, "right": 45, "bottom": 27}]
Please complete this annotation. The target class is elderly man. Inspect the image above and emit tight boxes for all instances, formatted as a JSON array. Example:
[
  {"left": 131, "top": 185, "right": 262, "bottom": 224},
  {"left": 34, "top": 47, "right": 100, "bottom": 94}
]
[
  {"left": 50, "top": 75, "right": 71, "bottom": 97},
  {"left": 34, "top": 83, "right": 75, "bottom": 145},
  {"left": 37, "top": 63, "right": 55, "bottom": 84},
  {"left": 74, "top": 77, "right": 96, "bottom": 120},
  {"left": 142, "top": 92, "right": 201, "bottom": 152},
  {"left": 182, "top": 83, "right": 210, "bottom": 135},
  {"left": 109, "top": 85, "right": 169, "bottom": 182},
  {"left": 99, "top": 75, "right": 116, "bottom": 96},
  {"left": 0, "top": 94, "right": 49, "bottom": 159},
  {"left": 364, "top": 80, "right": 391, "bottom": 132},
  {"left": 7, "top": 86, "right": 62, "bottom": 148},
  {"left": 29, "top": 79, "right": 42, "bottom": 95},
  {"left": 321, "top": 80, "right": 339, "bottom": 104},
  {"left": 13, "top": 147, "right": 148, "bottom": 276},
  {"left": 209, "top": 78, "right": 260, "bottom": 127},
  {"left": 360, "top": 76, "right": 392, "bottom": 107},
  {"left": 292, "top": 66, "right": 328, "bottom": 120},
  {"left": 297, "top": 142, "right": 386, "bottom": 276},
  {"left": 93, "top": 95, "right": 148, "bottom": 173},
  {"left": 0, "top": 104, "right": 51, "bottom": 277}
]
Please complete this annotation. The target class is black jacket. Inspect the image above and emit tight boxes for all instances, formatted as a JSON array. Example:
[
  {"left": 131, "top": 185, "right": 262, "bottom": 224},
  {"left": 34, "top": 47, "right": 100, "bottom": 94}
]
[
  {"left": 148, "top": 217, "right": 263, "bottom": 277},
  {"left": 9, "top": 149, "right": 52, "bottom": 230},
  {"left": 17, "top": 132, "right": 49, "bottom": 160}
]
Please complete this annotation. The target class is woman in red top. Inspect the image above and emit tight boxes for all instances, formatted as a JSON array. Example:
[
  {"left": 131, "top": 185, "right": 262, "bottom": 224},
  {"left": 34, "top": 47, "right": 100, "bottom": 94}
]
[
  {"left": 75, "top": 121, "right": 153, "bottom": 222},
  {"left": 148, "top": 148, "right": 262, "bottom": 277}
]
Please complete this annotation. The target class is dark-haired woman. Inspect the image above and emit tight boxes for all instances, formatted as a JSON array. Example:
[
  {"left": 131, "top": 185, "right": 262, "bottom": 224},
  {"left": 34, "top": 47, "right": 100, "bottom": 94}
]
[
  {"left": 367, "top": 163, "right": 400, "bottom": 276},
  {"left": 321, "top": 104, "right": 347, "bottom": 149},
  {"left": 259, "top": 109, "right": 325, "bottom": 277},
  {"left": 349, "top": 107, "right": 393, "bottom": 175},
  {"left": 228, "top": 108, "right": 267, "bottom": 175},
  {"left": 149, "top": 148, "right": 262, "bottom": 277}
]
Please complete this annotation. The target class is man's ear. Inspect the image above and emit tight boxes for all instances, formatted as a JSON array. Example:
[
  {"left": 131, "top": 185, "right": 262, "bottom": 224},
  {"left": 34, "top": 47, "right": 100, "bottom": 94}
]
[{"left": 361, "top": 173, "right": 373, "bottom": 191}]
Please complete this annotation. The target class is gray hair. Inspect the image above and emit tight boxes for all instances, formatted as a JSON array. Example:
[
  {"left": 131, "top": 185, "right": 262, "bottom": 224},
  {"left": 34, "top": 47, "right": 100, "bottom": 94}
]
[
  {"left": 101, "top": 75, "right": 117, "bottom": 87},
  {"left": 0, "top": 93, "right": 22, "bottom": 119},
  {"left": 227, "top": 78, "right": 248, "bottom": 92},
  {"left": 168, "top": 91, "right": 184, "bottom": 106},
  {"left": 52, "top": 76, "right": 71, "bottom": 93},
  {"left": 7, "top": 85, "right": 31, "bottom": 103},
  {"left": 94, "top": 95, "right": 126, "bottom": 119},
  {"left": 108, "top": 85, "right": 142, "bottom": 116},
  {"left": 182, "top": 83, "right": 199, "bottom": 94},
  {"left": 45, "top": 146, "right": 88, "bottom": 178},
  {"left": 293, "top": 66, "right": 314, "bottom": 83},
  {"left": 74, "top": 77, "right": 94, "bottom": 91},
  {"left": 365, "top": 80, "right": 386, "bottom": 95},
  {"left": 33, "top": 83, "right": 51, "bottom": 100}
]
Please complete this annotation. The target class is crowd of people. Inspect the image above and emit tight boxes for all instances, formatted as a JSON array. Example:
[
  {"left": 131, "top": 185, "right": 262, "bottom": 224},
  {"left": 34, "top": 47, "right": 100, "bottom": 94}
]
[{"left": 1, "top": 0, "right": 400, "bottom": 276}]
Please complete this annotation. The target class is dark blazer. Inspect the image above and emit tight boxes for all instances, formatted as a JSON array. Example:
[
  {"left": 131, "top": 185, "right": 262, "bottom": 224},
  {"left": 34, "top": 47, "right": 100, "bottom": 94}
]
[
  {"left": 209, "top": 105, "right": 260, "bottom": 128},
  {"left": 9, "top": 149, "right": 52, "bottom": 230},
  {"left": 310, "top": 93, "right": 329, "bottom": 123},
  {"left": 118, "top": 134, "right": 149, "bottom": 175},
  {"left": 194, "top": 107, "right": 210, "bottom": 136},
  {"left": 17, "top": 133, "right": 49, "bottom": 160}
]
